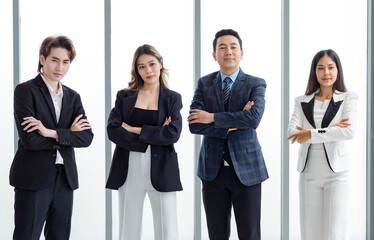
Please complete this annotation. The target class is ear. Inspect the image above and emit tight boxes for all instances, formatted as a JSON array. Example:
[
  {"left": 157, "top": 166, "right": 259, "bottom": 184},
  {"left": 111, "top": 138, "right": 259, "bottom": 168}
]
[
  {"left": 159, "top": 58, "right": 163, "bottom": 69},
  {"left": 39, "top": 54, "right": 46, "bottom": 65},
  {"left": 212, "top": 52, "right": 217, "bottom": 61},
  {"left": 240, "top": 50, "right": 244, "bottom": 60}
]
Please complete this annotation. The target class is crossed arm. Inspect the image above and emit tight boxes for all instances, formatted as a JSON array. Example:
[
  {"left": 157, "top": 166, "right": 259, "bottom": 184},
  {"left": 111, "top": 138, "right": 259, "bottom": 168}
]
[
  {"left": 187, "top": 100, "right": 254, "bottom": 132},
  {"left": 21, "top": 114, "right": 91, "bottom": 140},
  {"left": 287, "top": 119, "right": 350, "bottom": 144},
  {"left": 287, "top": 93, "right": 357, "bottom": 144}
]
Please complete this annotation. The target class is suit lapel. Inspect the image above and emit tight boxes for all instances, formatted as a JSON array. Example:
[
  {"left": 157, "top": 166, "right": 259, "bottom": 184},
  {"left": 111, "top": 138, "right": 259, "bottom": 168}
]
[
  {"left": 301, "top": 97, "right": 316, "bottom": 129},
  {"left": 123, "top": 91, "right": 138, "bottom": 124},
  {"left": 213, "top": 73, "right": 225, "bottom": 112},
  {"left": 229, "top": 69, "right": 245, "bottom": 111},
  {"left": 36, "top": 76, "right": 58, "bottom": 126},
  {"left": 58, "top": 86, "right": 68, "bottom": 127},
  {"left": 321, "top": 96, "right": 343, "bottom": 128},
  {"left": 157, "top": 85, "right": 170, "bottom": 125}
]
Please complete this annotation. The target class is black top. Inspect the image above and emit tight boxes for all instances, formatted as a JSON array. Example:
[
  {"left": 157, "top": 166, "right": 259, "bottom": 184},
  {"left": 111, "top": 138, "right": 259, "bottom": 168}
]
[{"left": 130, "top": 107, "right": 158, "bottom": 152}]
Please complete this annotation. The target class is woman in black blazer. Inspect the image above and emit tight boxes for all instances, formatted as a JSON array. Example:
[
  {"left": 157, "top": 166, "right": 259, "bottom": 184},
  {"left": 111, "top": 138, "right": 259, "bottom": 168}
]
[{"left": 106, "top": 44, "right": 183, "bottom": 240}]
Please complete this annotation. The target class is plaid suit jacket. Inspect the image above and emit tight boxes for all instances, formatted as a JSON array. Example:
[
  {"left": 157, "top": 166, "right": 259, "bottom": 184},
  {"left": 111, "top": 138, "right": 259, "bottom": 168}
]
[{"left": 189, "top": 69, "right": 268, "bottom": 186}]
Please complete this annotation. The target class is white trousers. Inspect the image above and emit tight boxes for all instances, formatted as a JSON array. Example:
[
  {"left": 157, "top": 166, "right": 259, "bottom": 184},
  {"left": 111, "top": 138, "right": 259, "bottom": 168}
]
[
  {"left": 118, "top": 146, "right": 179, "bottom": 240},
  {"left": 299, "top": 147, "right": 349, "bottom": 240}
]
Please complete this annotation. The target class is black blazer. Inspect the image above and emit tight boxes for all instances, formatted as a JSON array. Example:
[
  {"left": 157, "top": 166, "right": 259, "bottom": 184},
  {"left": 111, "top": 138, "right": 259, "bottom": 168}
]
[
  {"left": 106, "top": 85, "right": 183, "bottom": 192},
  {"left": 10, "top": 74, "right": 94, "bottom": 191}
]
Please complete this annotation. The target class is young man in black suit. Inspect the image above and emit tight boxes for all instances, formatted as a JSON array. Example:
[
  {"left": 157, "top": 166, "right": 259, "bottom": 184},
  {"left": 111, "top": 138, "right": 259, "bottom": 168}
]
[{"left": 10, "top": 35, "right": 94, "bottom": 240}]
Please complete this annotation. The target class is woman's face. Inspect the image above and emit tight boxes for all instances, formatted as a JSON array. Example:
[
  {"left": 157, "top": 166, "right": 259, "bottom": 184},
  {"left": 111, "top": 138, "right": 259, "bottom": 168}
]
[
  {"left": 136, "top": 54, "right": 162, "bottom": 86},
  {"left": 315, "top": 55, "right": 338, "bottom": 89}
]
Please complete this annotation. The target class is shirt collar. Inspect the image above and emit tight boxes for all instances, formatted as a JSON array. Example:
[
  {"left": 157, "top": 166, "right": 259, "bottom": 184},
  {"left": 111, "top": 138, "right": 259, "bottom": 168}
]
[
  {"left": 40, "top": 74, "right": 63, "bottom": 97},
  {"left": 220, "top": 68, "right": 240, "bottom": 83}
]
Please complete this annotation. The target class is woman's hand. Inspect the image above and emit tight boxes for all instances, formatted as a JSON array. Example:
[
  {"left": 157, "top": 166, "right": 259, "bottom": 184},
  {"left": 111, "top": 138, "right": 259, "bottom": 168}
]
[
  {"left": 333, "top": 118, "right": 351, "bottom": 128},
  {"left": 287, "top": 126, "right": 311, "bottom": 144},
  {"left": 163, "top": 116, "right": 171, "bottom": 126},
  {"left": 122, "top": 122, "right": 141, "bottom": 135}
]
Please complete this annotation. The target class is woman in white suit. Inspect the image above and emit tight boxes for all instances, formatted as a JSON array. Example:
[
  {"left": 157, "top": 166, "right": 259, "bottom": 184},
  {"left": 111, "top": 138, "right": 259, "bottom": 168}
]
[{"left": 288, "top": 49, "right": 357, "bottom": 240}]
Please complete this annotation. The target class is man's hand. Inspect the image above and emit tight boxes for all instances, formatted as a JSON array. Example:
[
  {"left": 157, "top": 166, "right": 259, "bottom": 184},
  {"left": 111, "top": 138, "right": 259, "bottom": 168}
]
[
  {"left": 22, "top": 116, "right": 58, "bottom": 139},
  {"left": 188, "top": 109, "right": 214, "bottom": 124},
  {"left": 287, "top": 126, "right": 311, "bottom": 144},
  {"left": 228, "top": 101, "right": 254, "bottom": 132},
  {"left": 243, "top": 101, "right": 254, "bottom": 111},
  {"left": 70, "top": 114, "right": 91, "bottom": 132}
]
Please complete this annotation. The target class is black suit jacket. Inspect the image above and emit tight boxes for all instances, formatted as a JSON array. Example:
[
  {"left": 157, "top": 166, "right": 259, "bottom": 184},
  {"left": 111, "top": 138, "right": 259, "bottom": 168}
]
[
  {"left": 106, "top": 85, "right": 183, "bottom": 192},
  {"left": 10, "top": 74, "right": 94, "bottom": 191}
]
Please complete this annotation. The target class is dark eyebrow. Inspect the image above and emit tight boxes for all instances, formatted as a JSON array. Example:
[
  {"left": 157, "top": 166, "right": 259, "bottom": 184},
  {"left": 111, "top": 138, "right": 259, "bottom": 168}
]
[
  {"left": 317, "top": 63, "right": 335, "bottom": 66},
  {"left": 51, "top": 56, "right": 70, "bottom": 62}
]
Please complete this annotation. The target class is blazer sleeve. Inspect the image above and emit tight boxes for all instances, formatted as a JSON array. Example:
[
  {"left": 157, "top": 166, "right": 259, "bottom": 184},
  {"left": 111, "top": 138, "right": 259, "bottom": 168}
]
[
  {"left": 309, "top": 92, "right": 358, "bottom": 143},
  {"left": 139, "top": 92, "right": 182, "bottom": 146},
  {"left": 213, "top": 78, "right": 266, "bottom": 129},
  {"left": 107, "top": 91, "right": 148, "bottom": 151},
  {"left": 13, "top": 83, "right": 59, "bottom": 151},
  {"left": 56, "top": 93, "right": 94, "bottom": 148},
  {"left": 189, "top": 78, "right": 229, "bottom": 139},
  {"left": 287, "top": 96, "right": 304, "bottom": 138}
]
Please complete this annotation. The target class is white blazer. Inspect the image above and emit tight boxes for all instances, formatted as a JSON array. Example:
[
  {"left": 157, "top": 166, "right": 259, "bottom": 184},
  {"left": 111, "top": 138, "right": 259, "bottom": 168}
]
[{"left": 288, "top": 89, "right": 358, "bottom": 172}]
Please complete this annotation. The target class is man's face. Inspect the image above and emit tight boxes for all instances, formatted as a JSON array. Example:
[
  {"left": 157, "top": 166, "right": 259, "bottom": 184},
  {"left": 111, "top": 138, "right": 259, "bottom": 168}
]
[
  {"left": 40, "top": 47, "right": 71, "bottom": 84},
  {"left": 213, "top": 35, "right": 243, "bottom": 75}
]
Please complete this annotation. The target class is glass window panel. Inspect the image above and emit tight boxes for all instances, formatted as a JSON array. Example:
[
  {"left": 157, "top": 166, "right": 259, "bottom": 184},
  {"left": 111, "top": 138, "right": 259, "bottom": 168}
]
[
  {"left": 19, "top": 0, "right": 105, "bottom": 239},
  {"left": 0, "top": 1, "right": 16, "bottom": 239},
  {"left": 201, "top": 1, "right": 281, "bottom": 239},
  {"left": 111, "top": 1, "right": 194, "bottom": 239},
  {"left": 289, "top": 1, "right": 367, "bottom": 239}
]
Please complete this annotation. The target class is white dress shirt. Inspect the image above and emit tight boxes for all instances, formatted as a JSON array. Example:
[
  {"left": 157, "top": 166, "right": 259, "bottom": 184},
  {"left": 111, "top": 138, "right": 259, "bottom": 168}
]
[{"left": 41, "top": 74, "right": 64, "bottom": 164}]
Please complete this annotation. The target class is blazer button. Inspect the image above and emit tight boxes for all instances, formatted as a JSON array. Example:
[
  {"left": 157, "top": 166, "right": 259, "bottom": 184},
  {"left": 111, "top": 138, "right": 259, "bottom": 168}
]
[{"left": 153, "top": 154, "right": 158, "bottom": 157}]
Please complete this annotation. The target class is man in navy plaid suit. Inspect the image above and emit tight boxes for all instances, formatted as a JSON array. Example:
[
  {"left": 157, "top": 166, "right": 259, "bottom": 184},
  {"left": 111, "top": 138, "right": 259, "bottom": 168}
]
[{"left": 188, "top": 29, "right": 268, "bottom": 240}]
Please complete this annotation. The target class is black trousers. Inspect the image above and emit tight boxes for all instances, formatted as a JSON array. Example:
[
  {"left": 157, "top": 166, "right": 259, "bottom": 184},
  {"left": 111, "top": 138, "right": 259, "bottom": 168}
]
[
  {"left": 202, "top": 164, "right": 262, "bottom": 240},
  {"left": 13, "top": 165, "right": 73, "bottom": 240}
]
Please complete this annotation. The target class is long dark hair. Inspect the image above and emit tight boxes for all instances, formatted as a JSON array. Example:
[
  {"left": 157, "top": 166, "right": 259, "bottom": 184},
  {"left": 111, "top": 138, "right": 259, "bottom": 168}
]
[{"left": 305, "top": 49, "right": 347, "bottom": 95}]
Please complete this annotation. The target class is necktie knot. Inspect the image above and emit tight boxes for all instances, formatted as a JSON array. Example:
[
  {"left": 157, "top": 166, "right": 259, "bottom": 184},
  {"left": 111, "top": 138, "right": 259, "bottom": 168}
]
[{"left": 224, "top": 77, "right": 231, "bottom": 84}]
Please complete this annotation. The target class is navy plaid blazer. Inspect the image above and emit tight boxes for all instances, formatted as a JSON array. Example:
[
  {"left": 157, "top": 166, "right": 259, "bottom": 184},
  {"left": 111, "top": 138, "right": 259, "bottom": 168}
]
[{"left": 189, "top": 69, "right": 268, "bottom": 186}]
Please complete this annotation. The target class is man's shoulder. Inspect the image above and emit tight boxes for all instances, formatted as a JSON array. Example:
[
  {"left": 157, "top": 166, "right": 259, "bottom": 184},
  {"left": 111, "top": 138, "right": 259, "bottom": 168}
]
[
  {"left": 199, "top": 71, "right": 220, "bottom": 82},
  {"left": 15, "top": 75, "right": 42, "bottom": 92},
  {"left": 238, "top": 70, "right": 266, "bottom": 84},
  {"left": 61, "top": 84, "right": 79, "bottom": 96}
]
